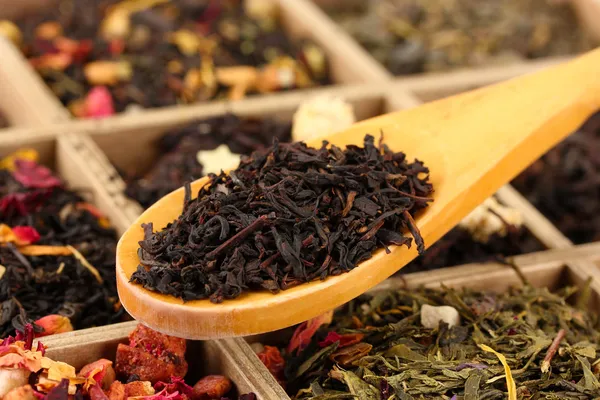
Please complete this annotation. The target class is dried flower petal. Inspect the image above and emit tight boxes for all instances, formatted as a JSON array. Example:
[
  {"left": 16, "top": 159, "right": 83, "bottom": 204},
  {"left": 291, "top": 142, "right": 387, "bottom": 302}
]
[
  {"left": 288, "top": 310, "right": 334, "bottom": 354},
  {"left": 0, "top": 149, "right": 39, "bottom": 171},
  {"left": 33, "top": 315, "right": 74, "bottom": 337},
  {"left": 318, "top": 332, "right": 365, "bottom": 348},
  {"left": 12, "top": 159, "right": 62, "bottom": 189},
  {"left": 216, "top": 66, "right": 258, "bottom": 88},
  {"left": 84, "top": 86, "right": 115, "bottom": 118},
  {"left": 17, "top": 245, "right": 73, "bottom": 256},
  {"left": 169, "top": 29, "right": 202, "bottom": 56},
  {"left": 0, "top": 224, "right": 40, "bottom": 246}
]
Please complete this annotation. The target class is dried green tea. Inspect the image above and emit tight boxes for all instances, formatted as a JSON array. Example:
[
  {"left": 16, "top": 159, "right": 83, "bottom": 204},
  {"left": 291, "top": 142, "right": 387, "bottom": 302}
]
[
  {"left": 256, "top": 276, "right": 600, "bottom": 399},
  {"left": 131, "top": 135, "right": 434, "bottom": 303},
  {"left": 320, "top": 0, "right": 594, "bottom": 75},
  {"left": 5, "top": 0, "right": 330, "bottom": 118}
]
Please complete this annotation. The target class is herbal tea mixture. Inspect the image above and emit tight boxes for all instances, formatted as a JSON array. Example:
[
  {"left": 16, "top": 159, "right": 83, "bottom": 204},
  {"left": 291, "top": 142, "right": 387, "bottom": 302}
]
[
  {"left": 512, "top": 112, "right": 600, "bottom": 245},
  {"left": 131, "top": 135, "right": 434, "bottom": 303},
  {"left": 0, "top": 149, "right": 126, "bottom": 338},
  {"left": 254, "top": 278, "right": 600, "bottom": 399},
  {"left": 2, "top": 0, "right": 329, "bottom": 118},
  {"left": 0, "top": 322, "right": 256, "bottom": 399},
  {"left": 319, "top": 0, "right": 593, "bottom": 75}
]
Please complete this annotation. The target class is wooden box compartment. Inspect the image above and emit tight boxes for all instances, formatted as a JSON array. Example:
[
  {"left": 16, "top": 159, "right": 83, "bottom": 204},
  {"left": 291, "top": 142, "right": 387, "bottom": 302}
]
[
  {"left": 0, "top": 0, "right": 388, "bottom": 123},
  {"left": 243, "top": 258, "right": 600, "bottom": 400},
  {"left": 309, "top": 0, "right": 593, "bottom": 79},
  {"left": 34, "top": 321, "right": 284, "bottom": 400}
]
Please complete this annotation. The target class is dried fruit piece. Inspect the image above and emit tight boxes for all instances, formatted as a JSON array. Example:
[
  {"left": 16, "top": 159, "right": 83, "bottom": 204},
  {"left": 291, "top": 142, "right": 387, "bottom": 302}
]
[
  {"left": 30, "top": 53, "right": 73, "bottom": 71},
  {"left": 79, "top": 359, "right": 116, "bottom": 390},
  {"left": 192, "top": 375, "right": 232, "bottom": 399},
  {"left": 3, "top": 384, "right": 37, "bottom": 400},
  {"left": 101, "top": 8, "right": 131, "bottom": 40}
]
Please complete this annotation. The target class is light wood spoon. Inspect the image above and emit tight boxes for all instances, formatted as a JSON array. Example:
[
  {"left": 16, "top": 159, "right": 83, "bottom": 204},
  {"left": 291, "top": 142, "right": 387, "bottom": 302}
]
[{"left": 117, "top": 48, "right": 600, "bottom": 339}]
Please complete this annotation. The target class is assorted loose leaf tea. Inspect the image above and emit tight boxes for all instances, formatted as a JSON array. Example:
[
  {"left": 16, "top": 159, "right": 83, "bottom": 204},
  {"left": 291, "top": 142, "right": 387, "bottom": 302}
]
[
  {"left": 512, "top": 112, "right": 600, "bottom": 244},
  {"left": 123, "top": 113, "right": 292, "bottom": 209},
  {"left": 255, "top": 276, "right": 600, "bottom": 399},
  {"left": 319, "top": 0, "right": 593, "bottom": 75},
  {"left": 401, "top": 197, "right": 544, "bottom": 274},
  {"left": 0, "top": 322, "right": 256, "bottom": 399},
  {"left": 0, "top": 149, "right": 126, "bottom": 338},
  {"left": 131, "top": 135, "right": 434, "bottom": 303},
  {"left": 7, "top": 0, "right": 330, "bottom": 118}
]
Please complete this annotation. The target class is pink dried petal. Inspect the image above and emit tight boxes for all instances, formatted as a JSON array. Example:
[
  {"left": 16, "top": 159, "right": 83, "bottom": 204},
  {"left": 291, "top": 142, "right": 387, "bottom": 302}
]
[
  {"left": 154, "top": 376, "right": 194, "bottom": 398},
  {"left": 11, "top": 226, "right": 41, "bottom": 245},
  {"left": 84, "top": 86, "right": 115, "bottom": 119},
  {"left": 0, "top": 191, "right": 50, "bottom": 217},
  {"left": 12, "top": 160, "right": 62, "bottom": 189}
]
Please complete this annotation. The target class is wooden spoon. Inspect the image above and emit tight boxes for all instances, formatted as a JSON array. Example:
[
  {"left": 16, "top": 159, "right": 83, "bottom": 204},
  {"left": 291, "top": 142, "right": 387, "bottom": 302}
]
[{"left": 117, "top": 48, "right": 600, "bottom": 339}]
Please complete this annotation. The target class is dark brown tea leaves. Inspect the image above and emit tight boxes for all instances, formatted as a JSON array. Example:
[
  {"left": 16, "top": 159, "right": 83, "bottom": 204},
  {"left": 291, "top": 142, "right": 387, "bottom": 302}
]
[
  {"left": 268, "top": 282, "right": 600, "bottom": 399},
  {"left": 131, "top": 135, "right": 434, "bottom": 303}
]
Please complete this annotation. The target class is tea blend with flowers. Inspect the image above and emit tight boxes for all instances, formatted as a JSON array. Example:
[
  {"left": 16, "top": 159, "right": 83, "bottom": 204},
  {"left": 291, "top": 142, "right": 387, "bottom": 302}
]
[
  {"left": 401, "top": 197, "right": 544, "bottom": 274},
  {"left": 131, "top": 135, "right": 434, "bottom": 303},
  {"left": 512, "top": 112, "right": 600, "bottom": 244},
  {"left": 5, "top": 0, "right": 329, "bottom": 118},
  {"left": 254, "top": 276, "right": 600, "bottom": 399},
  {"left": 0, "top": 322, "right": 256, "bottom": 399},
  {"left": 0, "top": 149, "right": 126, "bottom": 338},
  {"left": 319, "top": 0, "right": 593, "bottom": 75},
  {"left": 123, "top": 113, "right": 292, "bottom": 209}
]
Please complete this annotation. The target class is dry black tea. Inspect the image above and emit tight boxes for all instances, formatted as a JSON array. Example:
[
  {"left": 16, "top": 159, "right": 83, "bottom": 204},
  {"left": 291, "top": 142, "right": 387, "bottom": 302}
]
[
  {"left": 123, "top": 114, "right": 292, "bottom": 209},
  {"left": 401, "top": 197, "right": 544, "bottom": 274},
  {"left": 0, "top": 322, "right": 256, "bottom": 399},
  {"left": 512, "top": 112, "right": 600, "bottom": 244},
  {"left": 0, "top": 149, "right": 127, "bottom": 338},
  {"left": 319, "top": 0, "right": 593, "bottom": 75},
  {"left": 131, "top": 135, "right": 434, "bottom": 303},
  {"left": 255, "top": 275, "right": 600, "bottom": 399},
  {"left": 7, "top": 0, "right": 330, "bottom": 118}
]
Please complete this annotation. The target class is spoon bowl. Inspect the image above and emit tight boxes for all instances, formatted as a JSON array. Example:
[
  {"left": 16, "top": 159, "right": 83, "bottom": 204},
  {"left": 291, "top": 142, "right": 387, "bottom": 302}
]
[{"left": 117, "top": 48, "right": 600, "bottom": 339}]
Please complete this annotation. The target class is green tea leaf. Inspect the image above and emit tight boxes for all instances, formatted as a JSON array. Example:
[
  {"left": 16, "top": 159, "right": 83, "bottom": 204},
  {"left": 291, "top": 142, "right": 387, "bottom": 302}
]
[
  {"left": 464, "top": 371, "right": 482, "bottom": 400},
  {"left": 337, "top": 368, "right": 380, "bottom": 400},
  {"left": 296, "top": 342, "right": 339, "bottom": 378},
  {"left": 575, "top": 354, "right": 600, "bottom": 390},
  {"left": 385, "top": 344, "right": 427, "bottom": 361}
]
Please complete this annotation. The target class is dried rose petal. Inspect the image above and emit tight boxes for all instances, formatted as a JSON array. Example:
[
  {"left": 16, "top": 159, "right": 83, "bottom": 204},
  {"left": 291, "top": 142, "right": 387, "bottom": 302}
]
[
  {"left": 154, "top": 376, "right": 194, "bottom": 398},
  {"left": 0, "top": 191, "right": 49, "bottom": 217},
  {"left": 318, "top": 332, "right": 365, "bottom": 348},
  {"left": 287, "top": 310, "right": 333, "bottom": 354},
  {"left": 84, "top": 87, "right": 115, "bottom": 119},
  {"left": 34, "top": 315, "right": 73, "bottom": 337},
  {"left": 11, "top": 226, "right": 41, "bottom": 245},
  {"left": 12, "top": 159, "right": 62, "bottom": 189}
]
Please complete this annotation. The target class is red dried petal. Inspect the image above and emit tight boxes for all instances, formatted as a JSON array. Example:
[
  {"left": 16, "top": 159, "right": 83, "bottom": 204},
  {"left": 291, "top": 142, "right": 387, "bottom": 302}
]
[
  {"left": 84, "top": 86, "right": 115, "bottom": 118},
  {"left": 287, "top": 311, "right": 333, "bottom": 354},
  {"left": 154, "top": 376, "right": 194, "bottom": 399},
  {"left": 11, "top": 226, "right": 41, "bottom": 245},
  {"left": 0, "top": 191, "right": 51, "bottom": 217},
  {"left": 318, "top": 332, "right": 365, "bottom": 349},
  {"left": 12, "top": 159, "right": 62, "bottom": 189}
]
